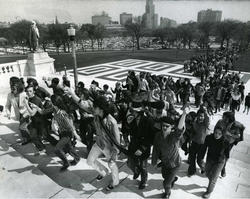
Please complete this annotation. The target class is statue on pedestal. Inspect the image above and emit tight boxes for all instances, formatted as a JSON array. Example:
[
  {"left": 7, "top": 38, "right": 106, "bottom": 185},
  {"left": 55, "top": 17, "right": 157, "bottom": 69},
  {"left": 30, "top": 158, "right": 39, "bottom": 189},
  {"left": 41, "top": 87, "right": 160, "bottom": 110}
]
[{"left": 29, "top": 21, "right": 40, "bottom": 52}]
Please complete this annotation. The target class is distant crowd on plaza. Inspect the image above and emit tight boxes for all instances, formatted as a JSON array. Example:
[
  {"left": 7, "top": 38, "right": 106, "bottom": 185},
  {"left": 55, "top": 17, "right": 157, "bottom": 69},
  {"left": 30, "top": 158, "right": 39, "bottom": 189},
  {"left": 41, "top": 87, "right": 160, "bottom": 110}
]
[{"left": 3, "top": 48, "right": 248, "bottom": 199}]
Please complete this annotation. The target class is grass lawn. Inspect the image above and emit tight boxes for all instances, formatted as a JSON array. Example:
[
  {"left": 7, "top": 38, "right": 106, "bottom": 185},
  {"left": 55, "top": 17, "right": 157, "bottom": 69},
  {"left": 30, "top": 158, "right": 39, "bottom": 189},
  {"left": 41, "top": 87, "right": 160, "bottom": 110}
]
[{"left": 0, "top": 48, "right": 249, "bottom": 72}]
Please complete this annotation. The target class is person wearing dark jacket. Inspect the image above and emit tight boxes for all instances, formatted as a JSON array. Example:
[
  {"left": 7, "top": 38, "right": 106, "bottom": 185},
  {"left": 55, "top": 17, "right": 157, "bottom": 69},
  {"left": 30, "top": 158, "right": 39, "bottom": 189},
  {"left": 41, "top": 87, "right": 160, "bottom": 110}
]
[
  {"left": 214, "top": 111, "right": 235, "bottom": 177},
  {"left": 188, "top": 107, "right": 210, "bottom": 176},
  {"left": 152, "top": 109, "right": 187, "bottom": 199},
  {"left": 200, "top": 126, "right": 231, "bottom": 198},
  {"left": 127, "top": 101, "right": 155, "bottom": 190}
]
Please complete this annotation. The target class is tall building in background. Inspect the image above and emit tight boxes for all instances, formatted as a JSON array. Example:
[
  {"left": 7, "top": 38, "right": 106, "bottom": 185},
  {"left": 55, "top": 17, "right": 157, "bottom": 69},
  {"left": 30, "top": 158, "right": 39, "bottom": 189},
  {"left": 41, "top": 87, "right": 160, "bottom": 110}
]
[
  {"left": 197, "top": 9, "right": 222, "bottom": 23},
  {"left": 142, "top": 0, "right": 158, "bottom": 29},
  {"left": 160, "top": 17, "right": 177, "bottom": 28},
  {"left": 120, "top": 12, "right": 132, "bottom": 26},
  {"left": 92, "top": 11, "right": 111, "bottom": 25}
]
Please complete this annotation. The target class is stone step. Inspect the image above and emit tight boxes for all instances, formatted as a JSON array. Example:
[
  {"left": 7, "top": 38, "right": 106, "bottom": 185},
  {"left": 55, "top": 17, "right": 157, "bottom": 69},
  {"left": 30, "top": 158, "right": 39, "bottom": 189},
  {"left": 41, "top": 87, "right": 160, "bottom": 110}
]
[
  {"left": 1, "top": 115, "right": 250, "bottom": 199},
  {"left": 0, "top": 120, "right": 144, "bottom": 198},
  {"left": 0, "top": 138, "right": 74, "bottom": 198}
]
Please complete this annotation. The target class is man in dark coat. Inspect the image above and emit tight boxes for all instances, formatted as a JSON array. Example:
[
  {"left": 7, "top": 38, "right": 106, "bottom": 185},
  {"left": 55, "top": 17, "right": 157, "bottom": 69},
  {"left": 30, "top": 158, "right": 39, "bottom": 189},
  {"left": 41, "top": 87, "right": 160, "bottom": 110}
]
[{"left": 127, "top": 101, "right": 155, "bottom": 189}]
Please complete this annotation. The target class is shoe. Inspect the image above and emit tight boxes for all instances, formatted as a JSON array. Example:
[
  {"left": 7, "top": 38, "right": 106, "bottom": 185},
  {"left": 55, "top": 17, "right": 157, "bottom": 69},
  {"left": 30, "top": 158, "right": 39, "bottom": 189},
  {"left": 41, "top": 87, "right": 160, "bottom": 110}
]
[
  {"left": 60, "top": 164, "right": 69, "bottom": 172},
  {"left": 70, "top": 159, "right": 80, "bottom": 166},
  {"left": 202, "top": 192, "right": 211, "bottom": 198},
  {"left": 21, "top": 140, "right": 30, "bottom": 145},
  {"left": 133, "top": 172, "right": 140, "bottom": 180},
  {"left": 39, "top": 149, "right": 46, "bottom": 154},
  {"left": 138, "top": 182, "right": 146, "bottom": 190},
  {"left": 157, "top": 162, "right": 163, "bottom": 168},
  {"left": 105, "top": 184, "right": 116, "bottom": 191},
  {"left": 187, "top": 171, "right": 195, "bottom": 177},
  {"left": 96, "top": 175, "right": 104, "bottom": 181},
  {"left": 162, "top": 193, "right": 171, "bottom": 199},
  {"left": 171, "top": 176, "right": 178, "bottom": 188},
  {"left": 34, "top": 151, "right": 40, "bottom": 156},
  {"left": 221, "top": 171, "right": 226, "bottom": 177}
]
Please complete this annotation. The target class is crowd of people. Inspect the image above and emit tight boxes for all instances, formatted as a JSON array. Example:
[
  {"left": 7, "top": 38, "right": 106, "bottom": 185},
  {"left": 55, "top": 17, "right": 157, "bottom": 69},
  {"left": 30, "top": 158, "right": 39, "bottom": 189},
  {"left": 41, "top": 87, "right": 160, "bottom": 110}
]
[{"left": 3, "top": 50, "right": 247, "bottom": 199}]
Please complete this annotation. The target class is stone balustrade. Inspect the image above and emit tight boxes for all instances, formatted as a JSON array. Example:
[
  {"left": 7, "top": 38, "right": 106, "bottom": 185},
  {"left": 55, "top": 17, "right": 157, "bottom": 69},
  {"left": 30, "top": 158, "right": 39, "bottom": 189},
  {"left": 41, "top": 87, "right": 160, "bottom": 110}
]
[{"left": 0, "top": 52, "right": 55, "bottom": 88}]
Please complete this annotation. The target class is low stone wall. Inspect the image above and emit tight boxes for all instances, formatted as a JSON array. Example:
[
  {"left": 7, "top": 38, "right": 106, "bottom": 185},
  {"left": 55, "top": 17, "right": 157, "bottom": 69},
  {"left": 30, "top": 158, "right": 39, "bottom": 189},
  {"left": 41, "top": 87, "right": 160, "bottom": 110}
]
[{"left": 0, "top": 52, "right": 55, "bottom": 89}]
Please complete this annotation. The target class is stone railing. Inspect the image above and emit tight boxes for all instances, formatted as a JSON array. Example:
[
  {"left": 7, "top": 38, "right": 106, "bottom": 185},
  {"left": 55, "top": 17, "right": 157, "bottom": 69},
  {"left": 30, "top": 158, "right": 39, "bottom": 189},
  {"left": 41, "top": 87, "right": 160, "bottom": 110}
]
[
  {"left": 0, "top": 61, "right": 24, "bottom": 88},
  {"left": 0, "top": 52, "right": 55, "bottom": 89}
]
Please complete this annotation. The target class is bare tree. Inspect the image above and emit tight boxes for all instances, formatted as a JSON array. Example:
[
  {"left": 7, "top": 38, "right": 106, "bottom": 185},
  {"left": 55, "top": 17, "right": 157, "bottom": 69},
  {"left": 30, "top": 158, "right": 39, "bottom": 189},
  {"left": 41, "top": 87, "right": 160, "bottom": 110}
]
[
  {"left": 125, "top": 19, "right": 144, "bottom": 50},
  {"left": 81, "top": 24, "right": 96, "bottom": 51}
]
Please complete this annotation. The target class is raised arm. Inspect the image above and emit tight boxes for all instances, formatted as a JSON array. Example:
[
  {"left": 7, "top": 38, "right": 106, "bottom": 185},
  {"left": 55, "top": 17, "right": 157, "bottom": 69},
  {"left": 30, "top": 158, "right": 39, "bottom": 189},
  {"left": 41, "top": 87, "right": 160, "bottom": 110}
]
[
  {"left": 64, "top": 87, "right": 93, "bottom": 113},
  {"left": 177, "top": 108, "right": 188, "bottom": 130}
]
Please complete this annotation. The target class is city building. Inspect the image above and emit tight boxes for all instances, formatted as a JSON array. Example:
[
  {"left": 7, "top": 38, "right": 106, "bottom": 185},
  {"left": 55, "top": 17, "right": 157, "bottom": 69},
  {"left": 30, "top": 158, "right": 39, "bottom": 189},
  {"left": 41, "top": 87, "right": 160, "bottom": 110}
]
[
  {"left": 160, "top": 17, "right": 177, "bottom": 28},
  {"left": 120, "top": 12, "right": 132, "bottom": 26},
  {"left": 92, "top": 11, "right": 111, "bottom": 26},
  {"left": 142, "top": 0, "right": 158, "bottom": 29},
  {"left": 197, "top": 9, "right": 222, "bottom": 23}
]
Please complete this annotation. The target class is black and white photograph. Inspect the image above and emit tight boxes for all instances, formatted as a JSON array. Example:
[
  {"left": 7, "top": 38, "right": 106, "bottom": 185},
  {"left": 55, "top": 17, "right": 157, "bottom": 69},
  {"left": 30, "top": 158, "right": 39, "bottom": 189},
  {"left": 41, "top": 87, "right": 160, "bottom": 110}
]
[{"left": 0, "top": 0, "right": 250, "bottom": 198}]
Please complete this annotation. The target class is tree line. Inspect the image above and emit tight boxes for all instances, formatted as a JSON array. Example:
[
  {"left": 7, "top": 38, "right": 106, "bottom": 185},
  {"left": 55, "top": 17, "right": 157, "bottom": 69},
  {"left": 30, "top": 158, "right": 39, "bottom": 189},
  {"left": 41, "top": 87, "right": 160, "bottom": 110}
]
[{"left": 0, "top": 19, "right": 249, "bottom": 54}]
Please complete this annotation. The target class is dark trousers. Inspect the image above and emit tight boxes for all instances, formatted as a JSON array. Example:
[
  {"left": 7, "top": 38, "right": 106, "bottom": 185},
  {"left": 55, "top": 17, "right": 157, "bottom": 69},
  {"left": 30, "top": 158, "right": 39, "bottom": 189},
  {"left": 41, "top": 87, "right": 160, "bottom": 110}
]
[
  {"left": 79, "top": 118, "right": 94, "bottom": 152},
  {"left": 182, "top": 94, "right": 190, "bottom": 106},
  {"left": 19, "top": 115, "right": 31, "bottom": 141},
  {"left": 195, "top": 95, "right": 203, "bottom": 107},
  {"left": 231, "top": 100, "right": 240, "bottom": 112},
  {"left": 127, "top": 156, "right": 148, "bottom": 184},
  {"left": 28, "top": 123, "right": 46, "bottom": 151},
  {"left": 162, "top": 164, "right": 180, "bottom": 195},
  {"left": 205, "top": 158, "right": 225, "bottom": 193},
  {"left": 55, "top": 136, "right": 80, "bottom": 166},
  {"left": 215, "top": 100, "right": 222, "bottom": 112},
  {"left": 188, "top": 142, "right": 205, "bottom": 175}
]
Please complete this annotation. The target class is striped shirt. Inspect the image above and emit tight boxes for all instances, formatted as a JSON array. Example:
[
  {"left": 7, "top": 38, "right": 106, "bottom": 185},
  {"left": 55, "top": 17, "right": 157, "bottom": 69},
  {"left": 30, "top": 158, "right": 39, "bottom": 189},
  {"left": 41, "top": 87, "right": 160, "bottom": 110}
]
[{"left": 53, "top": 109, "right": 75, "bottom": 136}]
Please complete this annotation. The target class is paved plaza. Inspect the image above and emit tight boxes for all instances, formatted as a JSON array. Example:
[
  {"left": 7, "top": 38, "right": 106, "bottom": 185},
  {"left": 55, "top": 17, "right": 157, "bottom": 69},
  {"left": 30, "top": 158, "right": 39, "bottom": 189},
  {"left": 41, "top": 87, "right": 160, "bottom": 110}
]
[{"left": 0, "top": 59, "right": 250, "bottom": 198}]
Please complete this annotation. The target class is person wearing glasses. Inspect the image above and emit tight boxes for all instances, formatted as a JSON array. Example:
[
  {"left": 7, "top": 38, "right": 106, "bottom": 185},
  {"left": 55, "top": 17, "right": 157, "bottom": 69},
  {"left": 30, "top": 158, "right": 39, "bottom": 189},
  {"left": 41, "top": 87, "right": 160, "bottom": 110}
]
[{"left": 152, "top": 108, "right": 187, "bottom": 199}]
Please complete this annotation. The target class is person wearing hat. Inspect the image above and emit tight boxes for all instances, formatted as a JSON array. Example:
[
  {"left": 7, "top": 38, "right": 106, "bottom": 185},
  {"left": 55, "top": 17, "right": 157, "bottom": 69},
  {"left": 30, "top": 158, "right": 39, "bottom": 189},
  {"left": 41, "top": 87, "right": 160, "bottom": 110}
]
[
  {"left": 127, "top": 101, "right": 155, "bottom": 190},
  {"left": 63, "top": 86, "right": 120, "bottom": 191},
  {"left": 152, "top": 108, "right": 188, "bottom": 199}
]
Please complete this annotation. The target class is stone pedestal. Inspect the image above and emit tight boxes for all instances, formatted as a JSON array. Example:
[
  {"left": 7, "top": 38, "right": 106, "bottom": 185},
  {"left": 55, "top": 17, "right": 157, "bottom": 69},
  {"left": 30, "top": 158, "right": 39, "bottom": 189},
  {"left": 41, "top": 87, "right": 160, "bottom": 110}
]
[{"left": 27, "top": 52, "right": 55, "bottom": 77}]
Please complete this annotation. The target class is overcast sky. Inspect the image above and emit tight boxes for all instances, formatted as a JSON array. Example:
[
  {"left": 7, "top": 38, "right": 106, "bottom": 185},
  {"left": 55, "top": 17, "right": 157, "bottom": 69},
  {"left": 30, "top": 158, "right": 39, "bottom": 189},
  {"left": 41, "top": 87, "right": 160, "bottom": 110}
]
[{"left": 1, "top": 0, "right": 250, "bottom": 24}]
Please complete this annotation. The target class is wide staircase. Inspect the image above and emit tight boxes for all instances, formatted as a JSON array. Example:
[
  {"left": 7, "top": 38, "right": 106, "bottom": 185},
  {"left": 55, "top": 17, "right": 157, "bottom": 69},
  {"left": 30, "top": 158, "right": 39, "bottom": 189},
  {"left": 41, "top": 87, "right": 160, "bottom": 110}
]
[{"left": 0, "top": 108, "right": 250, "bottom": 199}]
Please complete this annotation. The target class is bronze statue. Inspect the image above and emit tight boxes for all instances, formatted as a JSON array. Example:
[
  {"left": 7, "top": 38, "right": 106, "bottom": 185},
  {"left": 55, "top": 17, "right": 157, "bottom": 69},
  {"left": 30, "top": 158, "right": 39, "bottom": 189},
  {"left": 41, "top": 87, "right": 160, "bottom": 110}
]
[{"left": 29, "top": 21, "right": 39, "bottom": 52}]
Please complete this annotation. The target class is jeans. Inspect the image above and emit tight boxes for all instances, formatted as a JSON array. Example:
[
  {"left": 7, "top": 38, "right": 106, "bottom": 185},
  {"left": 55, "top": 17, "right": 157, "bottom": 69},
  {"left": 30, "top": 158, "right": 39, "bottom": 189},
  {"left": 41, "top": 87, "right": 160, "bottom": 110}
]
[
  {"left": 87, "top": 143, "right": 119, "bottom": 186},
  {"left": 188, "top": 142, "right": 205, "bottom": 175},
  {"left": 162, "top": 164, "right": 180, "bottom": 195},
  {"left": 55, "top": 136, "right": 80, "bottom": 166},
  {"left": 205, "top": 158, "right": 225, "bottom": 193}
]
